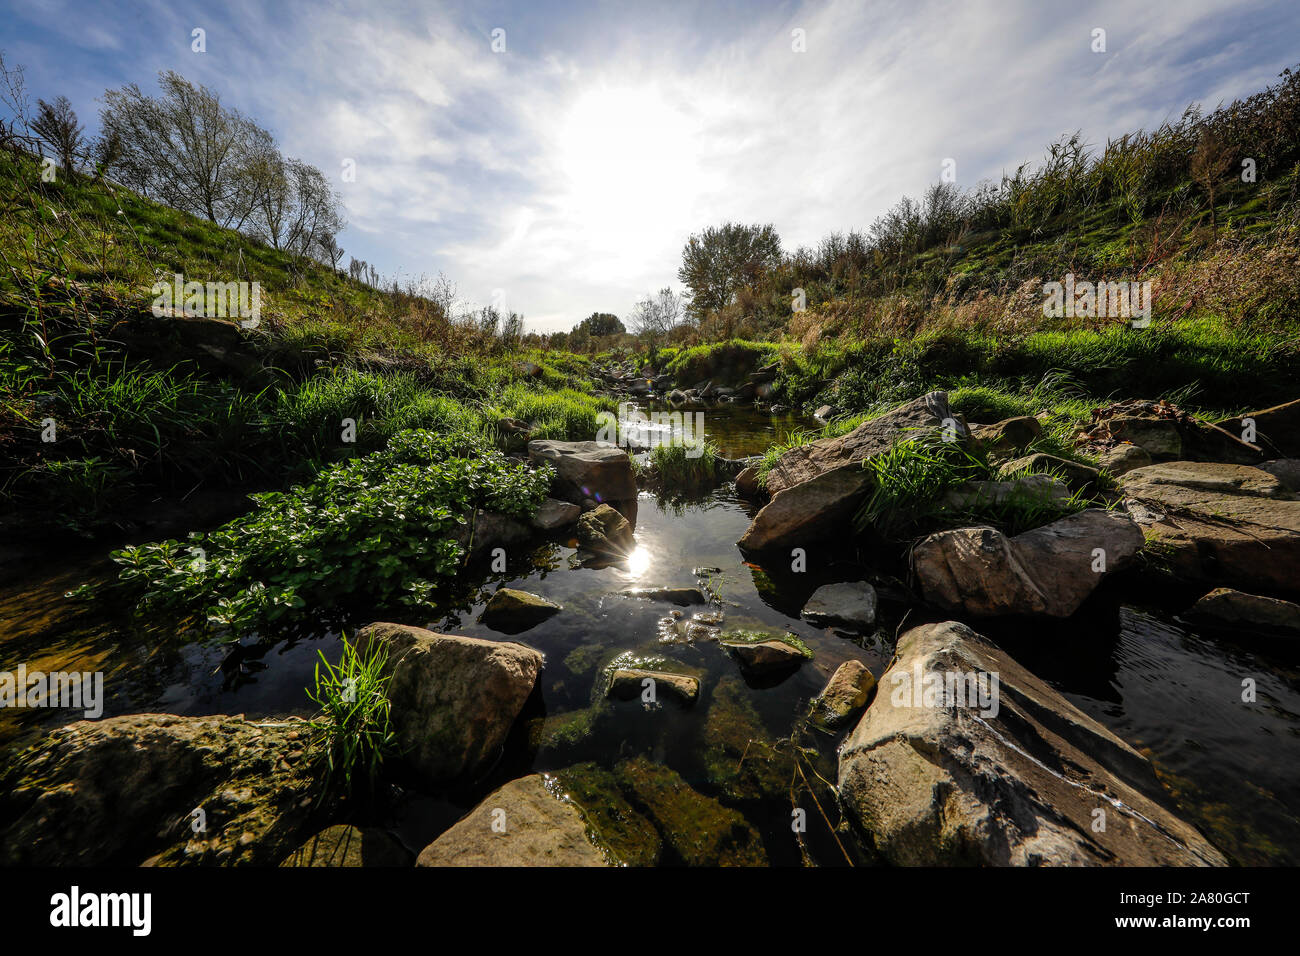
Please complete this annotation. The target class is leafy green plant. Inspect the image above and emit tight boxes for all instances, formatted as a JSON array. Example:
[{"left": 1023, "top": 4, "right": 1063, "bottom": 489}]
[{"left": 306, "top": 636, "right": 397, "bottom": 805}]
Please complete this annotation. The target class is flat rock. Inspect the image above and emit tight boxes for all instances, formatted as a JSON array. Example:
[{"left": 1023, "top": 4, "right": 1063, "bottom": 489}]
[
  {"left": 417, "top": 775, "right": 610, "bottom": 866},
  {"left": 801, "top": 581, "right": 878, "bottom": 630},
  {"left": 838, "top": 621, "right": 1228, "bottom": 866},
  {"left": 912, "top": 508, "right": 1144, "bottom": 618},
  {"left": 1259, "top": 459, "right": 1300, "bottom": 492},
  {"left": 607, "top": 668, "right": 699, "bottom": 704},
  {"left": 1184, "top": 587, "right": 1300, "bottom": 634},
  {"left": 355, "top": 623, "right": 542, "bottom": 784},
  {"left": 622, "top": 586, "right": 706, "bottom": 605},
  {"left": 528, "top": 439, "right": 637, "bottom": 506},
  {"left": 1119, "top": 461, "right": 1300, "bottom": 594}
]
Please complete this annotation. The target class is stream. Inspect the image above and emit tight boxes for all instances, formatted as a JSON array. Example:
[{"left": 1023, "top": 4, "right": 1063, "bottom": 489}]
[{"left": 3, "top": 402, "right": 1299, "bottom": 865}]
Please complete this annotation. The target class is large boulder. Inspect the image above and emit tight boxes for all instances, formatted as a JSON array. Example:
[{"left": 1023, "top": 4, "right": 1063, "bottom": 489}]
[
  {"left": 761, "top": 392, "right": 962, "bottom": 497},
  {"left": 355, "top": 623, "right": 543, "bottom": 784},
  {"left": 417, "top": 774, "right": 610, "bottom": 866},
  {"left": 912, "top": 508, "right": 1144, "bottom": 618},
  {"left": 0, "top": 713, "right": 318, "bottom": 866},
  {"left": 838, "top": 621, "right": 1227, "bottom": 866},
  {"left": 1215, "top": 399, "right": 1300, "bottom": 458},
  {"left": 527, "top": 440, "right": 636, "bottom": 507},
  {"left": 1119, "top": 461, "right": 1300, "bottom": 594},
  {"left": 737, "top": 463, "right": 872, "bottom": 553}
]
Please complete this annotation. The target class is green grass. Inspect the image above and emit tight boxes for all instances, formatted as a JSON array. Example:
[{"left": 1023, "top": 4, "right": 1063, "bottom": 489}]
[{"left": 307, "top": 636, "right": 397, "bottom": 807}]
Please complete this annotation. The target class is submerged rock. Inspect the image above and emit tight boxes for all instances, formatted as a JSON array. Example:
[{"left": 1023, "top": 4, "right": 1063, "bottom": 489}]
[
  {"left": 801, "top": 581, "right": 878, "bottom": 630},
  {"left": 622, "top": 586, "right": 706, "bottom": 605},
  {"left": 810, "top": 660, "right": 876, "bottom": 728},
  {"left": 479, "top": 587, "right": 562, "bottom": 633},
  {"left": 911, "top": 508, "right": 1144, "bottom": 618},
  {"left": 552, "top": 763, "right": 662, "bottom": 866},
  {"left": 528, "top": 439, "right": 637, "bottom": 507},
  {"left": 577, "top": 503, "right": 635, "bottom": 556},
  {"left": 702, "top": 677, "right": 793, "bottom": 802},
  {"left": 1120, "top": 461, "right": 1300, "bottom": 594},
  {"left": 280, "top": 824, "right": 410, "bottom": 867},
  {"left": 0, "top": 713, "right": 318, "bottom": 866},
  {"left": 417, "top": 774, "right": 610, "bottom": 867},
  {"left": 355, "top": 623, "right": 542, "bottom": 784},
  {"left": 838, "top": 621, "right": 1228, "bottom": 866},
  {"left": 607, "top": 668, "right": 700, "bottom": 705},
  {"left": 613, "top": 757, "right": 767, "bottom": 866}
]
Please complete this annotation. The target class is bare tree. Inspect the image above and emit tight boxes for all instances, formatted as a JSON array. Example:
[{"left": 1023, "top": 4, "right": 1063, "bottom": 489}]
[
  {"left": 630, "top": 286, "right": 684, "bottom": 342},
  {"left": 100, "top": 71, "right": 276, "bottom": 229},
  {"left": 32, "top": 95, "right": 84, "bottom": 179},
  {"left": 315, "top": 232, "right": 344, "bottom": 270}
]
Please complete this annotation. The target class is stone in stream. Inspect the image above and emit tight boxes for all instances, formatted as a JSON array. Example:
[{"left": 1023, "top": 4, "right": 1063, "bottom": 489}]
[
  {"left": 911, "top": 507, "right": 1144, "bottom": 618},
  {"left": 280, "top": 824, "right": 411, "bottom": 867},
  {"left": 417, "top": 774, "right": 611, "bottom": 867},
  {"left": 607, "top": 668, "right": 700, "bottom": 705},
  {"left": 577, "top": 503, "right": 635, "bottom": 556},
  {"left": 527, "top": 439, "right": 637, "bottom": 507},
  {"left": 838, "top": 621, "right": 1229, "bottom": 866},
  {"left": 355, "top": 622, "right": 542, "bottom": 785},
  {"left": 1183, "top": 587, "right": 1300, "bottom": 634},
  {"left": 734, "top": 463, "right": 761, "bottom": 498},
  {"left": 720, "top": 630, "right": 813, "bottom": 677},
  {"left": 809, "top": 660, "right": 876, "bottom": 729},
  {"left": 801, "top": 581, "right": 878, "bottom": 630},
  {"left": 702, "top": 677, "right": 797, "bottom": 803},
  {"left": 0, "top": 713, "right": 319, "bottom": 866},
  {"left": 738, "top": 463, "right": 873, "bottom": 553},
  {"left": 479, "top": 587, "right": 562, "bottom": 633},
  {"left": 1119, "top": 461, "right": 1300, "bottom": 594},
  {"left": 761, "top": 391, "right": 963, "bottom": 497},
  {"left": 531, "top": 497, "right": 581, "bottom": 532},
  {"left": 622, "top": 586, "right": 706, "bottom": 605}
]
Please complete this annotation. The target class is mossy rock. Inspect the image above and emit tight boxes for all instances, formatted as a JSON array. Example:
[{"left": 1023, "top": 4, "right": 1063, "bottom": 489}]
[
  {"left": 702, "top": 677, "right": 794, "bottom": 803},
  {"left": 552, "top": 762, "right": 662, "bottom": 867},
  {"left": 613, "top": 756, "right": 766, "bottom": 866},
  {"left": 563, "top": 643, "right": 606, "bottom": 677},
  {"left": 527, "top": 703, "right": 611, "bottom": 762}
]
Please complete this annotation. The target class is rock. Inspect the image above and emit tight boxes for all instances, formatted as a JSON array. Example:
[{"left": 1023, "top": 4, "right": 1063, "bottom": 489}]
[
  {"left": 801, "top": 581, "right": 878, "bottom": 630},
  {"left": 577, "top": 503, "right": 635, "bottom": 556},
  {"left": 1259, "top": 459, "right": 1300, "bottom": 492},
  {"left": 971, "top": 416, "right": 1043, "bottom": 457},
  {"left": 738, "top": 463, "right": 872, "bottom": 553},
  {"left": 1000, "top": 452, "right": 1102, "bottom": 493},
  {"left": 942, "top": 474, "right": 1072, "bottom": 510},
  {"left": 551, "top": 763, "right": 662, "bottom": 865},
  {"left": 416, "top": 775, "right": 610, "bottom": 867},
  {"left": 667, "top": 389, "right": 688, "bottom": 404},
  {"left": 762, "top": 392, "right": 961, "bottom": 496},
  {"left": 622, "top": 586, "right": 705, "bottom": 606},
  {"left": 607, "top": 668, "right": 699, "bottom": 704},
  {"left": 453, "top": 510, "right": 531, "bottom": 562},
  {"left": 912, "top": 508, "right": 1144, "bottom": 618},
  {"left": 612, "top": 757, "right": 766, "bottom": 866},
  {"left": 280, "top": 825, "right": 410, "bottom": 867},
  {"left": 1105, "top": 416, "right": 1183, "bottom": 459},
  {"left": 355, "top": 623, "right": 542, "bottom": 784},
  {"left": 527, "top": 440, "right": 637, "bottom": 507},
  {"left": 810, "top": 660, "right": 876, "bottom": 728},
  {"left": 734, "top": 464, "right": 760, "bottom": 498},
  {"left": 1097, "top": 443, "right": 1152, "bottom": 476},
  {"left": 720, "top": 630, "right": 813, "bottom": 675},
  {"left": 838, "top": 621, "right": 1228, "bottom": 866},
  {"left": 703, "top": 677, "right": 795, "bottom": 802},
  {"left": 531, "top": 498, "right": 581, "bottom": 532},
  {"left": 1183, "top": 588, "right": 1300, "bottom": 634},
  {"left": 1082, "top": 399, "right": 1263, "bottom": 464},
  {"left": 0, "top": 713, "right": 318, "bottom": 866},
  {"left": 813, "top": 404, "right": 836, "bottom": 421},
  {"left": 1215, "top": 399, "right": 1300, "bottom": 457},
  {"left": 479, "top": 588, "right": 561, "bottom": 633},
  {"left": 1119, "top": 462, "right": 1300, "bottom": 594}
]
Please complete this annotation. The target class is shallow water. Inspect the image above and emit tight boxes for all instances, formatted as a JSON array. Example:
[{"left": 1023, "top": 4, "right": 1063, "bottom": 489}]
[{"left": 3, "top": 403, "right": 1299, "bottom": 865}]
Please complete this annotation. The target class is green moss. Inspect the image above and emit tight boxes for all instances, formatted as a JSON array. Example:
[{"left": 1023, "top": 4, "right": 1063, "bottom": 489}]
[
  {"left": 702, "top": 677, "right": 794, "bottom": 803},
  {"left": 551, "top": 762, "right": 662, "bottom": 867},
  {"left": 718, "top": 629, "right": 813, "bottom": 660}
]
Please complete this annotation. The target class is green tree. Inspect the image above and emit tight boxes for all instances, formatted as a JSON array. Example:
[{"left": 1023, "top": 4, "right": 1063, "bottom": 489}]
[{"left": 677, "top": 222, "right": 781, "bottom": 320}]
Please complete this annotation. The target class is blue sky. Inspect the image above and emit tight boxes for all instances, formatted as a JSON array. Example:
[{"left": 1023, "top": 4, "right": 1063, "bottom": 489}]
[{"left": 2, "top": 0, "right": 1297, "bottom": 331}]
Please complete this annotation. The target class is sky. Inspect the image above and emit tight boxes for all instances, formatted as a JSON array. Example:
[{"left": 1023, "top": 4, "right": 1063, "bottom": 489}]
[{"left": 2, "top": 0, "right": 1297, "bottom": 332}]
